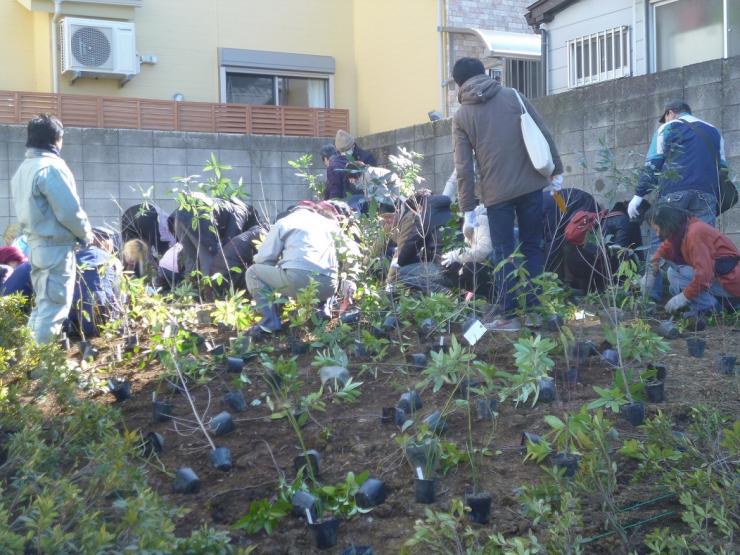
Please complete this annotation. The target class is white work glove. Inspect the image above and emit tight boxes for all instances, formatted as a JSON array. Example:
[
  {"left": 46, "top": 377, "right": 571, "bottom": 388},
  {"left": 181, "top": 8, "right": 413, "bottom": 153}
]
[
  {"left": 463, "top": 211, "right": 478, "bottom": 241},
  {"left": 440, "top": 251, "right": 459, "bottom": 267},
  {"left": 639, "top": 272, "right": 656, "bottom": 294},
  {"left": 550, "top": 174, "right": 563, "bottom": 192},
  {"left": 665, "top": 292, "right": 689, "bottom": 313},
  {"left": 627, "top": 195, "right": 644, "bottom": 219}
]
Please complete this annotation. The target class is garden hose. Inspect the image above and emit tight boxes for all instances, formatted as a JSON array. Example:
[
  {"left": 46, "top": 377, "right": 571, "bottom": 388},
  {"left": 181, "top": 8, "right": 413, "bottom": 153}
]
[{"left": 579, "top": 510, "right": 676, "bottom": 545}]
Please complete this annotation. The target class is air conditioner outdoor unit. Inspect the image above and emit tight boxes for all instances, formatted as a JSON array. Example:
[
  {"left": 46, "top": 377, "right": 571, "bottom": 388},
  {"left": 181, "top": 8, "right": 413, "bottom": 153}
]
[{"left": 58, "top": 17, "right": 139, "bottom": 81}]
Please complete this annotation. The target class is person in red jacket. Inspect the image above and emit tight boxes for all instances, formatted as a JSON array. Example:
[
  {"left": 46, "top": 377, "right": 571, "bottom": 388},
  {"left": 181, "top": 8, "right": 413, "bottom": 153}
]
[{"left": 641, "top": 204, "right": 739, "bottom": 314}]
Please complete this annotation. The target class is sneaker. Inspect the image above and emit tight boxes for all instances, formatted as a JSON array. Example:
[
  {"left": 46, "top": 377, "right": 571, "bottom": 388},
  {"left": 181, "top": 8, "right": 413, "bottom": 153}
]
[
  {"left": 484, "top": 317, "right": 522, "bottom": 332},
  {"left": 524, "top": 314, "right": 542, "bottom": 328}
]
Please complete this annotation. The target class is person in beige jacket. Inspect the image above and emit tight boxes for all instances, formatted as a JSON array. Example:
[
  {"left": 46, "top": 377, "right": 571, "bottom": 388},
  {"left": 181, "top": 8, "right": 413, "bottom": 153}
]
[
  {"left": 10, "top": 115, "right": 92, "bottom": 344},
  {"left": 452, "top": 57, "right": 562, "bottom": 331}
]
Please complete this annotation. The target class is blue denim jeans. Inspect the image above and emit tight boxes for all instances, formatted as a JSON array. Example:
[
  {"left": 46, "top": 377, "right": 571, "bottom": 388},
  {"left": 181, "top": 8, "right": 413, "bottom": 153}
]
[
  {"left": 487, "top": 189, "right": 544, "bottom": 314},
  {"left": 647, "top": 191, "right": 717, "bottom": 302},
  {"left": 667, "top": 264, "right": 730, "bottom": 313}
]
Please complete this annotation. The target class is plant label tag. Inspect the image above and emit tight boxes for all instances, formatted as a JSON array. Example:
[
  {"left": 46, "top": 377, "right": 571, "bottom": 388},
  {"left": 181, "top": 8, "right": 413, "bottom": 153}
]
[
  {"left": 305, "top": 508, "right": 313, "bottom": 524},
  {"left": 463, "top": 320, "right": 487, "bottom": 345},
  {"left": 416, "top": 466, "right": 424, "bottom": 480}
]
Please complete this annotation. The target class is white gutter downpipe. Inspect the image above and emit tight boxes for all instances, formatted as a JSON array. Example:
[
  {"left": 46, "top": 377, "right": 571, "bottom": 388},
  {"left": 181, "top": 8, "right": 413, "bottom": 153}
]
[{"left": 51, "top": 0, "right": 63, "bottom": 93}]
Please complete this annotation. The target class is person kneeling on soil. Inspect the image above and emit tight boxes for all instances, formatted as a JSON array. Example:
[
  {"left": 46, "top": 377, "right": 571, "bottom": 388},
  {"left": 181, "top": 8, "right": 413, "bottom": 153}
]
[
  {"left": 642, "top": 204, "right": 740, "bottom": 316},
  {"left": 245, "top": 202, "right": 339, "bottom": 335}
]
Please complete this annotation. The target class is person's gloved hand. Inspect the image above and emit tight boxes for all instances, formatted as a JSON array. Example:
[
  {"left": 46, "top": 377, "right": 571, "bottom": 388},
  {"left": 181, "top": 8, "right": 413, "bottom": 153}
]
[
  {"left": 627, "top": 195, "right": 644, "bottom": 219},
  {"left": 463, "top": 211, "right": 477, "bottom": 240},
  {"left": 665, "top": 292, "right": 689, "bottom": 313},
  {"left": 83, "top": 232, "right": 94, "bottom": 247},
  {"left": 550, "top": 174, "right": 564, "bottom": 191},
  {"left": 440, "top": 251, "right": 458, "bottom": 267},
  {"left": 639, "top": 271, "right": 656, "bottom": 293}
]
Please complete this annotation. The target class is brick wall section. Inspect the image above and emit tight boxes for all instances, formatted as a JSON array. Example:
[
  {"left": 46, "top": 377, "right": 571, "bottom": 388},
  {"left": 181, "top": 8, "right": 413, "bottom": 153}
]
[
  {"left": 360, "top": 56, "right": 740, "bottom": 243},
  {"left": 0, "top": 128, "right": 328, "bottom": 233}
]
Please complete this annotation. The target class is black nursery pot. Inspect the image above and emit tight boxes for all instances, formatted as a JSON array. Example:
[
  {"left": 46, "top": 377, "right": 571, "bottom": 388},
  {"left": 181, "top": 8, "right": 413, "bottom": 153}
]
[
  {"left": 173, "top": 467, "right": 200, "bottom": 494},
  {"left": 458, "top": 378, "right": 483, "bottom": 398},
  {"left": 645, "top": 380, "right": 664, "bottom": 403},
  {"left": 428, "top": 335, "right": 451, "bottom": 354},
  {"left": 152, "top": 400, "right": 173, "bottom": 422},
  {"left": 382, "top": 315, "right": 399, "bottom": 332},
  {"left": 293, "top": 449, "right": 321, "bottom": 477},
  {"left": 419, "top": 318, "right": 436, "bottom": 337},
  {"left": 717, "top": 354, "right": 737, "bottom": 375},
  {"left": 538, "top": 377, "right": 556, "bottom": 403},
  {"left": 686, "top": 338, "right": 706, "bottom": 358},
  {"left": 355, "top": 478, "right": 387, "bottom": 509},
  {"left": 657, "top": 320, "right": 680, "bottom": 339},
  {"left": 288, "top": 336, "right": 309, "bottom": 355},
  {"left": 206, "top": 342, "right": 225, "bottom": 356},
  {"left": 414, "top": 478, "right": 436, "bottom": 504},
  {"left": 209, "top": 411, "right": 235, "bottom": 436},
  {"left": 566, "top": 367, "right": 579, "bottom": 385},
  {"left": 648, "top": 363, "right": 668, "bottom": 381},
  {"left": 107, "top": 379, "right": 131, "bottom": 402},
  {"left": 464, "top": 491, "right": 492, "bottom": 524},
  {"left": 621, "top": 401, "right": 646, "bottom": 426},
  {"left": 520, "top": 432, "right": 541, "bottom": 453},
  {"left": 123, "top": 333, "right": 139, "bottom": 352},
  {"left": 544, "top": 313, "right": 564, "bottom": 332},
  {"left": 475, "top": 398, "right": 497, "bottom": 420},
  {"left": 550, "top": 452, "right": 580, "bottom": 478},
  {"left": 210, "top": 447, "right": 232, "bottom": 471},
  {"left": 601, "top": 349, "right": 620, "bottom": 367},
  {"left": 422, "top": 410, "right": 447, "bottom": 435},
  {"left": 142, "top": 431, "right": 164, "bottom": 456},
  {"left": 291, "top": 490, "right": 319, "bottom": 521},
  {"left": 381, "top": 407, "right": 397, "bottom": 424},
  {"left": 393, "top": 406, "right": 407, "bottom": 427},
  {"left": 311, "top": 518, "right": 340, "bottom": 550},
  {"left": 223, "top": 390, "right": 247, "bottom": 413},
  {"left": 406, "top": 352, "right": 427, "bottom": 370},
  {"left": 225, "top": 356, "right": 245, "bottom": 374},
  {"left": 339, "top": 308, "right": 361, "bottom": 325},
  {"left": 59, "top": 334, "right": 71, "bottom": 352},
  {"left": 397, "top": 391, "right": 423, "bottom": 414}
]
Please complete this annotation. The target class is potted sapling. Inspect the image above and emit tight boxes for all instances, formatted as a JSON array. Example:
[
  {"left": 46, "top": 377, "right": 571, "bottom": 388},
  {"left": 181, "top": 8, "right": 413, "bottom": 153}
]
[
  {"left": 284, "top": 279, "right": 321, "bottom": 355},
  {"left": 398, "top": 427, "right": 441, "bottom": 504},
  {"left": 542, "top": 409, "right": 591, "bottom": 478},
  {"left": 498, "top": 335, "right": 557, "bottom": 408}
]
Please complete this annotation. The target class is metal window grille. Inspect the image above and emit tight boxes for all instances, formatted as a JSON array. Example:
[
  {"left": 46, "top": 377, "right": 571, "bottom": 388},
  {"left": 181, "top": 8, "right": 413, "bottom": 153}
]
[
  {"left": 567, "top": 26, "right": 630, "bottom": 88},
  {"left": 487, "top": 59, "right": 544, "bottom": 99}
]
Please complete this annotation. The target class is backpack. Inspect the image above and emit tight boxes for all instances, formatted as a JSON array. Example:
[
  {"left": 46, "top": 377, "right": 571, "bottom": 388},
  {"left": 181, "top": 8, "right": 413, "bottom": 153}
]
[{"left": 564, "top": 209, "right": 624, "bottom": 247}]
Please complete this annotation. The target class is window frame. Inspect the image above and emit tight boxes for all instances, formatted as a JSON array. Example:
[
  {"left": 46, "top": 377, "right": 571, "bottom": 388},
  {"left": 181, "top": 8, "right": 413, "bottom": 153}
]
[
  {"left": 650, "top": 0, "right": 729, "bottom": 72},
  {"left": 219, "top": 66, "right": 334, "bottom": 109},
  {"left": 566, "top": 26, "right": 631, "bottom": 88}
]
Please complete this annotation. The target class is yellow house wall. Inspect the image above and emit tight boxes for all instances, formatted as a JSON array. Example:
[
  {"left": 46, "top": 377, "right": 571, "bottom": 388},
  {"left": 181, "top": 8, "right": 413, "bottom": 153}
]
[
  {"left": 352, "top": 0, "right": 441, "bottom": 134},
  {"left": 1, "top": 0, "right": 442, "bottom": 135}
]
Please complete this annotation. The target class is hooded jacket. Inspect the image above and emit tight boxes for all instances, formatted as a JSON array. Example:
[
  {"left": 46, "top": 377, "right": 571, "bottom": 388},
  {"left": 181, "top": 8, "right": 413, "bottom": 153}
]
[
  {"left": 11, "top": 149, "right": 91, "bottom": 247},
  {"left": 453, "top": 75, "right": 562, "bottom": 212}
]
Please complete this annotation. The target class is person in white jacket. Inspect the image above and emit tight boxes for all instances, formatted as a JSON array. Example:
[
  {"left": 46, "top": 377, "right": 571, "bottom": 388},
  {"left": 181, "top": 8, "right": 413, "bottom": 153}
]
[
  {"left": 10, "top": 115, "right": 92, "bottom": 344},
  {"left": 440, "top": 204, "right": 494, "bottom": 299}
]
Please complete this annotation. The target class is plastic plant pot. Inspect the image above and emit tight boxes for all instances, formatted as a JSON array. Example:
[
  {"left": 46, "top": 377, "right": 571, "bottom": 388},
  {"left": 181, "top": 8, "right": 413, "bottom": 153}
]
[
  {"left": 601, "top": 349, "right": 620, "bottom": 367},
  {"left": 209, "top": 411, "right": 235, "bottom": 436},
  {"left": 419, "top": 318, "right": 436, "bottom": 337},
  {"left": 550, "top": 452, "right": 580, "bottom": 478},
  {"left": 173, "top": 467, "right": 200, "bottom": 494},
  {"left": 566, "top": 367, "right": 579, "bottom": 385},
  {"left": 544, "top": 314, "right": 564, "bottom": 332},
  {"left": 397, "top": 391, "right": 423, "bottom": 414},
  {"left": 648, "top": 363, "right": 668, "bottom": 381},
  {"left": 717, "top": 354, "right": 736, "bottom": 375},
  {"left": 196, "top": 309, "right": 212, "bottom": 325},
  {"left": 382, "top": 315, "right": 399, "bottom": 332},
  {"left": 123, "top": 333, "right": 139, "bottom": 352},
  {"left": 538, "top": 377, "right": 556, "bottom": 403},
  {"left": 422, "top": 410, "right": 448, "bottom": 435},
  {"left": 206, "top": 342, "right": 225, "bottom": 356},
  {"left": 310, "top": 518, "right": 340, "bottom": 550},
  {"left": 520, "top": 432, "right": 541, "bottom": 453},
  {"left": 107, "top": 379, "right": 131, "bottom": 402},
  {"left": 142, "top": 431, "right": 164, "bottom": 456},
  {"left": 458, "top": 378, "right": 483, "bottom": 398},
  {"left": 341, "top": 546, "right": 374, "bottom": 555},
  {"left": 59, "top": 334, "right": 71, "bottom": 352},
  {"left": 340, "top": 308, "right": 361, "bottom": 325},
  {"left": 405, "top": 440, "right": 438, "bottom": 471},
  {"left": 381, "top": 407, "right": 397, "bottom": 424},
  {"left": 223, "top": 390, "right": 247, "bottom": 413},
  {"left": 475, "top": 398, "right": 497, "bottom": 420},
  {"left": 288, "top": 336, "right": 309, "bottom": 355},
  {"left": 152, "top": 400, "right": 173, "bottom": 422},
  {"left": 210, "top": 447, "right": 232, "bottom": 471},
  {"left": 568, "top": 340, "right": 598, "bottom": 361},
  {"left": 406, "top": 353, "right": 427, "bottom": 371},
  {"left": 291, "top": 490, "right": 319, "bottom": 520},
  {"left": 78, "top": 340, "right": 91, "bottom": 357},
  {"left": 599, "top": 307, "right": 624, "bottom": 327},
  {"left": 621, "top": 401, "right": 646, "bottom": 426},
  {"left": 414, "top": 478, "right": 436, "bottom": 504},
  {"left": 293, "top": 449, "right": 321, "bottom": 477},
  {"left": 355, "top": 478, "right": 387, "bottom": 508},
  {"left": 80, "top": 341, "right": 98, "bottom": 362},
  {"left": 353, "top": 340, "right": 371, "bottom": 359},
  {"left": 319, "top": 366, "right": 351, "bottom": 387},
  {"left": 657, "top": 320, "right": 680, "bottom": 339},
  {"left": 464, "top": 491, "right": 492, "bottom": 524},
  {"left": 428, "top": 335, "right": 451, "bottom": 355},
  {"left": 393, "top": 407, "right": 407, "bottom": 427},
  {"left": 686, "top": 338, "right": 706, "bottom": 358},
  {"left": 645, "top": 380, "right": 664, "bottom": 403},
  {"left": 225, "top": 356, "right": 245, "bottom": 374}
]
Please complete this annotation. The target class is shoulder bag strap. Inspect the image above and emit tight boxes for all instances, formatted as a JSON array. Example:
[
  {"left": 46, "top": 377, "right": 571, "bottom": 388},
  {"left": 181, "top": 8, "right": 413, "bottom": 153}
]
[{"left": 511, "top": 88, "right": 527, "bottom": 115}]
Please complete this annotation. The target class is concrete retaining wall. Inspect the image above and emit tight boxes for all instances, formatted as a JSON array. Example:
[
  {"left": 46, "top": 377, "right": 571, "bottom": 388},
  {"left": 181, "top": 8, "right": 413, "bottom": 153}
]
[
  {"left": 360, "top": 56, "right": 740, "bottom": 241},
  {"left": 0, "top": 127, "right": 327, "bottom": 233}
]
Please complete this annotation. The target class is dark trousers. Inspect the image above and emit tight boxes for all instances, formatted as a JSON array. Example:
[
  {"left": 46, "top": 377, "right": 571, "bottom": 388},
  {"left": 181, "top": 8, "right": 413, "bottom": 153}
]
[
  {"left": 487, "top": 189, "right": 544, "bottom": 314},
  {"left": 443, "top": 261, "right": 494, "bottom": 301}
]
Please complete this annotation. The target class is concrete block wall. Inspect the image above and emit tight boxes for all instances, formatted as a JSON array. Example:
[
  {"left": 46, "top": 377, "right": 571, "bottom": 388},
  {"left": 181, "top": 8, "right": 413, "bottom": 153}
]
[
  {"left": 360, "top": 56, "right": 740, "bottom": 242},
  {"left": 0, "top": 126, "right": 327, "bottom": 234}
]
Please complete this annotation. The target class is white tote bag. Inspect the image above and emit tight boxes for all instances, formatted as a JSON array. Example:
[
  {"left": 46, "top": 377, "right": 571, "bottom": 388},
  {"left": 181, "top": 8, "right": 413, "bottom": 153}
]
[{"left": 512, "top": 89, "right": 555, "bottom": 177}]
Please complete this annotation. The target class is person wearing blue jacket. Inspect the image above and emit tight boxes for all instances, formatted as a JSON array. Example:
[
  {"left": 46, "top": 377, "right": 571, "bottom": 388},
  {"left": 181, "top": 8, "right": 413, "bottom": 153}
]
[{"left": 628, "top": 100, "right": 727, "bottom": 301}]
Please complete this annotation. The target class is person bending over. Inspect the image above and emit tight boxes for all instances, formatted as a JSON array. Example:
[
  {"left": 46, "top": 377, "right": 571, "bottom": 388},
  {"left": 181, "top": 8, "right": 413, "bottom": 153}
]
[{"left": 641, "top": 204, "right": 739, "bottom": 316}]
